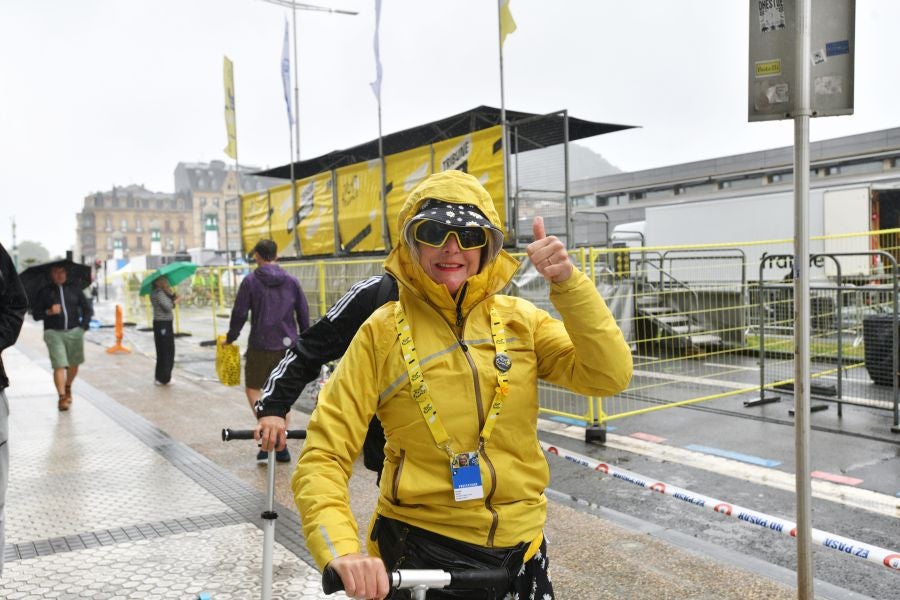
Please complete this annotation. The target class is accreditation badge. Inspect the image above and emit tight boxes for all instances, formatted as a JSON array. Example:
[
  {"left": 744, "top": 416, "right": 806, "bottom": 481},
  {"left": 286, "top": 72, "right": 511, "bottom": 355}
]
[{"left": 450, "top": 451, "right": 483, "bottom": 501}]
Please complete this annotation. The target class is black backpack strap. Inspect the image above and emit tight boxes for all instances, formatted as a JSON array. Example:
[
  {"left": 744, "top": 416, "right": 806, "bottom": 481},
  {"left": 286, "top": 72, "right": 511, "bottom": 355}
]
[{"left": 374, "top": 273, "right": 397, "bottom": 307}]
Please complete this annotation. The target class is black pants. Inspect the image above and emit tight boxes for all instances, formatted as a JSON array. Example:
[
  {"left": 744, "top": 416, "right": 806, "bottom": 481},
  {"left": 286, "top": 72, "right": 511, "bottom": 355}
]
[{"left": 153, "top": 320, "right": 175, "bottom": 384}]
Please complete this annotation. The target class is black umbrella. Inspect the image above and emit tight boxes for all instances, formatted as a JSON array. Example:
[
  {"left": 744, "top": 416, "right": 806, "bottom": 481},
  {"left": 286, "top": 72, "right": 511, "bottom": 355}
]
[{"left": 19, "top": 259, "right": 93, "bottom": 306}]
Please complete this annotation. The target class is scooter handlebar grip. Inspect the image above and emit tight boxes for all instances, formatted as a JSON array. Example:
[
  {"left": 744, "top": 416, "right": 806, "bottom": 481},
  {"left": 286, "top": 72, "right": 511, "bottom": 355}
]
[
  {"left": 449, "top": 567, "right": 510, "bottom": 590},
  {"left": 221, "top": 428, "right": 254, "bottom": 441},
  {"left": 321, "top": 567, "right": 344, "bottom": 594}
]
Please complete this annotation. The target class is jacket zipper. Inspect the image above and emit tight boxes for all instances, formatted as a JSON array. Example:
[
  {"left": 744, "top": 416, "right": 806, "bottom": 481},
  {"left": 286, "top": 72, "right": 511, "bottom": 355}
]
[
  {"left": 59, "top": 285, "right": 69, "bottom": 330},
  {"left": 457, "top": 303, "right": 500, "bottom": 547}
]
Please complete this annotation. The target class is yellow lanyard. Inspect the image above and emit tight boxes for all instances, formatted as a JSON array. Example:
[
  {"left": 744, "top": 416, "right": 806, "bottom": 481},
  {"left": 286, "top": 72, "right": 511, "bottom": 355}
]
[{"left": 394, "top": 302, "right": 511, "bottom": 455}]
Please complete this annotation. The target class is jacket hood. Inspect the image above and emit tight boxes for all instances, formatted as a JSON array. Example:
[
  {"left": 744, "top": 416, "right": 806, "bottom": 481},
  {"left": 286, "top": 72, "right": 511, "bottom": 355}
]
[
  {"left": 254, "top": 263, "right": 289, "bottom": 287},
  {"left": 384, "top": 170, "right": 518, "bottom": 313}
]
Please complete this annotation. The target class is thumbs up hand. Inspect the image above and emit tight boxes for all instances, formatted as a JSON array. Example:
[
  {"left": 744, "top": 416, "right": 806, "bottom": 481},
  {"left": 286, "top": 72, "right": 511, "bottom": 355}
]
[{"left": 526, "top": 216, "right": 573, "bottom": 283}]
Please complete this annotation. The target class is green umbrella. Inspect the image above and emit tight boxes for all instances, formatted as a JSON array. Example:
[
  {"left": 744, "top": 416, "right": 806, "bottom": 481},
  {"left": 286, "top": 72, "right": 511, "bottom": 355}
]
[{"left": 139, "top": 262, "right": 198, "bottom": 296}]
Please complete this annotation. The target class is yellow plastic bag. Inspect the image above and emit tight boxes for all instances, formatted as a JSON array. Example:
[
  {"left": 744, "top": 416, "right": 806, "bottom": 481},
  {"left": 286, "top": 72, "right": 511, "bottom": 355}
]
[{"left": 216, "top": 335, "right": 241, "bottom": 386}]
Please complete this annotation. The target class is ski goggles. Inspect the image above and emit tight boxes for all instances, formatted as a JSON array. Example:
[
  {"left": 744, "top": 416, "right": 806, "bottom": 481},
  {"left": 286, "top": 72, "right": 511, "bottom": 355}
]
[{"left": 413, "top": 220, "right": 488, "bottom": 250}]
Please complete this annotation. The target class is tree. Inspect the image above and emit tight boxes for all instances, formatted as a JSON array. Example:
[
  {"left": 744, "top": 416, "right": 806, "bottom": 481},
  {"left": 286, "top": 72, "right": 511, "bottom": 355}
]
[{"left": 16, "top": 240, "right": 50, "bottom": 270}]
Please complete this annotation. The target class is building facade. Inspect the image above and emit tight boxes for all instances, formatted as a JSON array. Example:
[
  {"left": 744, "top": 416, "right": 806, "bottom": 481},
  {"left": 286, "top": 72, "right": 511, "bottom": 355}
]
[
  {"left": 76, "top": 161, "right": 279, "bottom": 264},
  {"left": 76, "top": 184, "right": 192, "bottom": 264},
  {"left": 174, "top": 160, "right": 279, "bottom": 255}
]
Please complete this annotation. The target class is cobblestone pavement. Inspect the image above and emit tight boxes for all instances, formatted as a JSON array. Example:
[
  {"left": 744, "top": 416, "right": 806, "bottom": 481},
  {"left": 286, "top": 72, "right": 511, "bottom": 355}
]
[{"left": 1, "top": 303, "right": 816, "bottom": 599}]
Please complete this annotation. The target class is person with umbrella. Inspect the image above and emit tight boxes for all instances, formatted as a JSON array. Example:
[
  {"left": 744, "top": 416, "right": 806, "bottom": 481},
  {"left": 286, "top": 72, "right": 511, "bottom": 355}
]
[
  {"left": 149, "top": 276, "right": 178, "bottom": 385},
  {"left": 29, "top": 262, "right": 93, "bottom": 411},
  {"left": 139, "top": 262, "right": 196, "bottom": 386}
]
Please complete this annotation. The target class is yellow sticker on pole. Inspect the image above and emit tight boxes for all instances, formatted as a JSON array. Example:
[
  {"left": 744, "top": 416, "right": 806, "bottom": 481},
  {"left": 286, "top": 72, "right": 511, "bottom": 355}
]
[{"left": 755, "top": 59, "right": 782, "bottom": 78}]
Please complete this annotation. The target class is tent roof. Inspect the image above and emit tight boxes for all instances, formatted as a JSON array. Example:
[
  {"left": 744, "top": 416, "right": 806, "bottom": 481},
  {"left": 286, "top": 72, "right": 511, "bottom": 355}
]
[{"left": 254, "top": 105, "right": 636, "bottom": 180}]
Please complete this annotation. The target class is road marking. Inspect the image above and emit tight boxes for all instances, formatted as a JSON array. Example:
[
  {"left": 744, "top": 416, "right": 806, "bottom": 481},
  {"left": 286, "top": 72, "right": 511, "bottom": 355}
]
[
  {"left": 537, "top": 418, "right": 900, "bottom": 519},
  {"left": 631, "top": 368, "right": 894, "bottom": 410},
  {"left": 703, "top": 362, "right": 758, "bottom": 371},
  {"left": 684, "top": 444, "right": 781, "bottom": 468},
  {"left": 630, "top": 432, "right": 666, "bottom": 443},
  {"left": 811, "top": 471, "right": 864, "bottom": 486}
]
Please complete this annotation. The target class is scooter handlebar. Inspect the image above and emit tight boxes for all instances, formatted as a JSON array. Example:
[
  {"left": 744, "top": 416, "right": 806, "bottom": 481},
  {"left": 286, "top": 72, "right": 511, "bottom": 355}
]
[
  {"left": 220, "top": 428, "right": 306, "bottom": 441},
  {"left": 321, "top": 566, "right": 509, "bottom": 595}
]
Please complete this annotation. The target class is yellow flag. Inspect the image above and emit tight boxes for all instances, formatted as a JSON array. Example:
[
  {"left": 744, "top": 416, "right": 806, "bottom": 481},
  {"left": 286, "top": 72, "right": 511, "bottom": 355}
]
[
  {"left": 223, "top": 56, "right": 238, "bottom": 159},
  {"left": 499, "top": 0, "right": 517, "bottom": 46}
]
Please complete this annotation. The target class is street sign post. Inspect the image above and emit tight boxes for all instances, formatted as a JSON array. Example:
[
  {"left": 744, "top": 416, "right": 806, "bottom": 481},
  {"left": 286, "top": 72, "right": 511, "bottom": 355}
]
[{"left": 748, "top": 0, "right": 855, "bottom": 122}]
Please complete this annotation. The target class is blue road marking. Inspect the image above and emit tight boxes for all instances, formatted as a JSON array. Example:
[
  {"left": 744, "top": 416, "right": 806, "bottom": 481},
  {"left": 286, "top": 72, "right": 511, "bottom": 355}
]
[
  {"left": 685, "top": 444, "right": 781, "bottom": 468},
  {"left": 546, "top": 415, "right": 616, "bottom": 431}
]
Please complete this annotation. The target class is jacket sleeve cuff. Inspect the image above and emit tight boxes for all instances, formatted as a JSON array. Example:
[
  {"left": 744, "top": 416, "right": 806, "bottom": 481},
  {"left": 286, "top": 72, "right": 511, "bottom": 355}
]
[
  {"left": 256, "top": 404, "right": 289, "bottom": 419},
  {"left": 550, "top": 267, "right": 588, "bottom": 293}
]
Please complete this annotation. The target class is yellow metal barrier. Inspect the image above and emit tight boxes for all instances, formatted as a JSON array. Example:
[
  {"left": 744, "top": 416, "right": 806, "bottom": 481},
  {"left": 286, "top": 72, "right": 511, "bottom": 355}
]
[{"left": 107, "top": 228, "right": 900, "bottom": 435}]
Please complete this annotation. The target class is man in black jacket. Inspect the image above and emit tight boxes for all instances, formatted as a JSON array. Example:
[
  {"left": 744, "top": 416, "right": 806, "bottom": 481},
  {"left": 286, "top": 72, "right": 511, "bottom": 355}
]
[
  {"left": 255, "top": 273, "right": 397, "bottom": 479},
  {"left": 0, "top": 242, "right": 28, "bottom": 576},
  {"left": 32, "top": 265, "right": 93, "bottom": 411}
]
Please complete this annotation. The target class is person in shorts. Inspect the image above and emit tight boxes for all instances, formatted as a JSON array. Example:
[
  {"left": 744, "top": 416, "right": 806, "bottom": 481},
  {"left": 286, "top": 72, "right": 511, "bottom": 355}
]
[
  {"left": 32, "top": 265, "right": 93, "bottom": 411},
  {"left": 223, "top": 239, "right": 309, "bottom": 463}
]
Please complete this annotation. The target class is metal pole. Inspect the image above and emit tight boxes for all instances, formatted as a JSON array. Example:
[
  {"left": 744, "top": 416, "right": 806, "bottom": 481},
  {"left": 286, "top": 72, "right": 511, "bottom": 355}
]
[
  {"left": 377, "top": 107, "right": 391, "bottom": 251},
  {"left": 563, "top": 110, "right": 571, "bottom": 246},
  {"left": 793, "top": 0, "right": 814, "bottom": 595},
  {"left": 292, "top": 4, "right": 300, "bottom": 160},
  {"left": 497, "top": 0, "right": 512, "bottom": 241},
  {"left": 260, "top": 451, "right": 277, "bottom": 600}
]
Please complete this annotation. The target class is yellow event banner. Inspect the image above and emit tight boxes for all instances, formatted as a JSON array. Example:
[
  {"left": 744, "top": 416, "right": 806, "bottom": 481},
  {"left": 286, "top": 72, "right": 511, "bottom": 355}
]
[
  {"left": 384, "top": 145, "right": 432, "bottom": 244},
  {"left": 295, "top": 172, "right": 335, "bottom": 256},
  {"left": 240, "top": 125, "right": 507, "bottom": 256},
  {"left": 268, "top": 183, "right": 298, "bottom": 257},
  {"left": 432, "top": 126, "right": 506, "bottom": 236},
  {"left": 335, "top": 160, "right": 384, "bottom": 253},
  {"left": 241, "top": 189, "right": 270, "bottom": 253}
]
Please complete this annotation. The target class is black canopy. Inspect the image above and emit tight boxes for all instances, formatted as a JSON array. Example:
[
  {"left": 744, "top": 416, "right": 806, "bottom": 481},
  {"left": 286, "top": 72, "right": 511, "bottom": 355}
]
[{"left": 254, "top": 105, "right": 635, "bottom": 180}]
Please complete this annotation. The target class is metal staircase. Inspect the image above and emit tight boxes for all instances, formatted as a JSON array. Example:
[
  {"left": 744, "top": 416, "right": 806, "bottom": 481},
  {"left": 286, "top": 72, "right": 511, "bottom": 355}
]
[{"left": 634, "top": 278, "right": 723, "bottom": 353}]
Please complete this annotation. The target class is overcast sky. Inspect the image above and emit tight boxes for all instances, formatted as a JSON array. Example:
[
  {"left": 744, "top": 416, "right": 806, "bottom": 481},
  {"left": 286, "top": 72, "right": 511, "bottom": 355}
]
[{"left": 2, "top": 0, "right": 898, "bottom": 257}]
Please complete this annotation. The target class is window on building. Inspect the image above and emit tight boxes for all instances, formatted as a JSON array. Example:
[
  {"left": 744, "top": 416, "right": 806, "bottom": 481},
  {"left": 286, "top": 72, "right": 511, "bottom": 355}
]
[
  {"left": 595, "top": 195, "right": 610, "bottom": 207},
  {"left": 135, "top": 217, "right": 143, "bottom": 232},
  {"left": 120, "top": 218, "right": 128, "bottom": 232},
  {"left": 127, "top": 196, "right": 135, "bottom": 208},
  {"left": 105, "top": 217, "right": 113, "bottom": 232},
  {"left": 631, "top": 191, "right": 645, "bottom": 201},
  {"left": 136, "top": 237, "right": 144, "bottom": 249},
  {"left": 839, "top": 161, "right": 882, "bottom": 176},
  {"left": 164, "top": 220, "right": 171, "bottom": 233},
  {"left": 178, "top": 219, "right": 186, "bottom": 233},
  {"left": 767, "top": 173, "right": 783, "bottom": 184},
  {"left": 718, "top": 180, "right": 732, "bottom": 190},
  {"left": 107, "top": 237, "right": 113, "bottom": 250}
]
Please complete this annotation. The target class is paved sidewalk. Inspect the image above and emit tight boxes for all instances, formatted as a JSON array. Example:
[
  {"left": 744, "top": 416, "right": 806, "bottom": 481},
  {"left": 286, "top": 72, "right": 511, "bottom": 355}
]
[{"left": 1, "top": 318, "right": 806, "bottom": 599}]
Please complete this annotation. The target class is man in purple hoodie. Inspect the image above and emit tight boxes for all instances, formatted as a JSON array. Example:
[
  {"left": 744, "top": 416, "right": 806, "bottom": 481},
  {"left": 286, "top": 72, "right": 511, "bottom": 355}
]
[{"left": 223, "top": 239, "right": 309, "bottom": 463}]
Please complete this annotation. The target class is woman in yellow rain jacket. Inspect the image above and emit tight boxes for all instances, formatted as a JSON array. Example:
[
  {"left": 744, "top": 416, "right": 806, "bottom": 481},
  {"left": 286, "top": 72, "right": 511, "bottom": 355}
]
[{"left": 292, "top": 169, "right": 633, "bottom": 599}]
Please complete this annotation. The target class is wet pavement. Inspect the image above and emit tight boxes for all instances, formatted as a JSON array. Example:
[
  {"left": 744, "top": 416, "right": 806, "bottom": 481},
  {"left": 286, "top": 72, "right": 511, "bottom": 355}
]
[{"left": 0, "top": 299, "right": 892, "bottom": 598}]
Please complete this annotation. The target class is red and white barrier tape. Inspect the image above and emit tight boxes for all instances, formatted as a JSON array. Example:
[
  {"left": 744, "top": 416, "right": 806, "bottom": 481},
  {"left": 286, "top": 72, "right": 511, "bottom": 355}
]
[{"left": 542, "top": 441, "right": 900, "bottom": 573}]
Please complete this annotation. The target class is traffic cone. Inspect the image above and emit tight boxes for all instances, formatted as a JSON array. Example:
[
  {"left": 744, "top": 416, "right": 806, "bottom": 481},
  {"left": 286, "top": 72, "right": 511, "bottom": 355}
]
[{"left": 106, "top": 304, "right": 131, "bottom": 354}]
